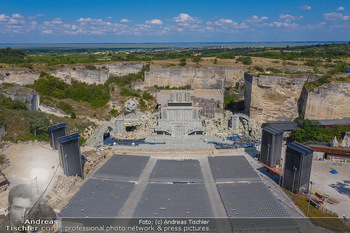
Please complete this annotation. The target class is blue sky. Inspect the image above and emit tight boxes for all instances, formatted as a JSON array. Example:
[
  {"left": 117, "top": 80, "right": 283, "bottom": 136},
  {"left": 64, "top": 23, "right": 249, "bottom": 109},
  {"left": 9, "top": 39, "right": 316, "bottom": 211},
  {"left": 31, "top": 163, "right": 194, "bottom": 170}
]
[{"left": 0, "top": 0, "right": 349, "bottom": 43}]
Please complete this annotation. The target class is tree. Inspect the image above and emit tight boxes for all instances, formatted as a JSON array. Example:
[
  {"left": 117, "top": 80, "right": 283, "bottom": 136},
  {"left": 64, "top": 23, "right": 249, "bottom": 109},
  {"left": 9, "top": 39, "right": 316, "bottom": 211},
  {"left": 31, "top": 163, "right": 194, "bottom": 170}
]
[
  {"left": 192, "top": 56, "right": 201, "bottom": 63},
  {"left": 70, "top": 112, "right": 76, "bottom": 119},
  {"left": 28, "top": 112, "right": 50, "bottom": 141},
  {"left": 236, "top": 56, "right": 252, "bottom": 65},
  {"left": 179, "top": 57, "right": 186, "bottom": 66}
]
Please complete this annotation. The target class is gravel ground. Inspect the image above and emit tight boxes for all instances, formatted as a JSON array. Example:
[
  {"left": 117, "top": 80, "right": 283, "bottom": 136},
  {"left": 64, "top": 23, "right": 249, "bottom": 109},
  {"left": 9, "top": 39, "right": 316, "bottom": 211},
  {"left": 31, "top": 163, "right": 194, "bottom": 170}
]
[
  {"left": 0, "top": 142, "right": 59, "bottom": 215},
  {"left": 310, "top": 160, "right": 350, "bottom": 217}
]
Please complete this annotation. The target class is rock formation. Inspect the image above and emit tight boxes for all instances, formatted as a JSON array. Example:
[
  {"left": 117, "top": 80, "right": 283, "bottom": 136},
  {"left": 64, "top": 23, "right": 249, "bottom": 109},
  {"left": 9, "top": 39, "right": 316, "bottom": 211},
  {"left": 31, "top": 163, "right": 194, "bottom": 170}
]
[
  {"left": 144, "top": 65, "right": 245, "bottom": 89},
  {"left": 299, "top": 82, "right": 350, "bottom": 120},
  {"left": 0, "top": 84, "right": 40, "bottom": 110},
  {"left": 244, "top": 74, "right": 318, "bottom": 123}
]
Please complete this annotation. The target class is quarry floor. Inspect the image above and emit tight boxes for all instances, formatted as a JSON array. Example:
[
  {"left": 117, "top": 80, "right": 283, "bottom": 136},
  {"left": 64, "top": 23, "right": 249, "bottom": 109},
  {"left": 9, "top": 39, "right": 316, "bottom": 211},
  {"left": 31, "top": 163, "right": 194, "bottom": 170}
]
[
  {"left": 0, "top": 142, "right": 60, "bottom": 215},
  {"left": 0, "top": 142, "right": 348, "bottom": 232},
  {"left": 310, "top": 160, "right": 350, "bottom": 217}
]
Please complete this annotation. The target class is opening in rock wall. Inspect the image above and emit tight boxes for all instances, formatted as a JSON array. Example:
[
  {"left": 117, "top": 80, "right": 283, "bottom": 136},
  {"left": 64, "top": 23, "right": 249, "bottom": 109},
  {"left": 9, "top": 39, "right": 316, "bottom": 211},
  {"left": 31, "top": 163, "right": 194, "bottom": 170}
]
[{"left": 125, "top": 126, "right": 137, "bottom": 132}]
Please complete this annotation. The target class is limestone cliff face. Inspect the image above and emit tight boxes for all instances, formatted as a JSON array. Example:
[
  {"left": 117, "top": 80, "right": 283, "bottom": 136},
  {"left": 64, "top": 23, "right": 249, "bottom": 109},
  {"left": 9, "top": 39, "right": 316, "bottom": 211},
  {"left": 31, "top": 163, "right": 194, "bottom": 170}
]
[
  {"left": 49, "top": 68, "right": 109, "bottom": 84},
  {"left": 244, "top": 74, "right": 318, "bottom": 123},
  {"left": 0, "top": 63, "right": 145, "bottom": 85},
  {"left": 144, "top": 65, "right": 245, "bottom": 89},
  {"left": 0, "top": 84, "right": 40, "bottom": 110},
  {"left": 300, "top": 83, "right": 350, "bottom": 120},
  {"left": 100, "top": 63, "right": 145, "bottom": 77},
  {"left": 0, "top": 70, "right": 40, "bottom": 85}
]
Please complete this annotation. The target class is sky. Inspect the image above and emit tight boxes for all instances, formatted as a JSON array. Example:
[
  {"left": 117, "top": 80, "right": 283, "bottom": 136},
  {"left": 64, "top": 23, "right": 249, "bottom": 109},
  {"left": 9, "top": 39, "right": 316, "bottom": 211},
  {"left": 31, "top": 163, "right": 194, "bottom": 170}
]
[{"left": 0, "top": 0, "right": 349, "bottom": 43}]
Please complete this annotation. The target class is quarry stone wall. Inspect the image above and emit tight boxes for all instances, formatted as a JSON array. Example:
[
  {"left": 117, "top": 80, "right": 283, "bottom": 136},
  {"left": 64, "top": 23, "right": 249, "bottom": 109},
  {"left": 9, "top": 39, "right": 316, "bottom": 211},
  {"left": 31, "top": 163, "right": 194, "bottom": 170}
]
[
  {"left": 300, "top": 83, "right": 350, "bottom": 120},
  {"left": 99, "top": 63, "right": 145, "bottom": 77},
  {"left": 0, "top": 70, "right": 40, "bottom": 85},
  {"left": 144, "top": 65, "right": 245, "bottom": 89},
  {"left": 0, "top": 85, "right": 40, "bottom": 110},
  {"left": 0, "top": 63, "right": 145, "bottom": 85},
  {"left": 244, "top": 74, "right": 318, "bottom": 123}
]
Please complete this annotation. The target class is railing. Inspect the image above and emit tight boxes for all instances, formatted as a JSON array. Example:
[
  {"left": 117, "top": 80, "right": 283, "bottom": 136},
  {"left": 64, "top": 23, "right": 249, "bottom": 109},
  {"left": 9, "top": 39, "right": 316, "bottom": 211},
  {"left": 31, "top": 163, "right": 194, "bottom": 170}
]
[
  {"left": 318, "top": 206, "right": 339, "bottom": 217},
  {"left": 283, "top": 189, "right": 346, "bottom": 232}
]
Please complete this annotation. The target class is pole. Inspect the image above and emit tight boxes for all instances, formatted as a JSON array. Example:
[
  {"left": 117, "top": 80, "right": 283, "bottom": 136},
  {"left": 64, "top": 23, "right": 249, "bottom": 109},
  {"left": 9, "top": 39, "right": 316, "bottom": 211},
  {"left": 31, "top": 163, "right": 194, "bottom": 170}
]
[
  {"left": 279, "top": 158, "right": 283, "bottom": 186},
  {"left": 267, "top": 143, "right": 270, "bottom": 170},
  {"left": 307, "top": 181, "right": 314, "bottom": 217},
  {"left": 343, "top": 215, "right": 348, "bottom": 233},
  {"left": 292, "top": 166, "right": 297, "bottom": 198}
]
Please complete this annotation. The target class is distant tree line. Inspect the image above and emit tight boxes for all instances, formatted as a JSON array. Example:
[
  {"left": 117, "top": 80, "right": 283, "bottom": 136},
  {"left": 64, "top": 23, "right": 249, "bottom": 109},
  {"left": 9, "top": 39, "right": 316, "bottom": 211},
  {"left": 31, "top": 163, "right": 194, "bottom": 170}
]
[{"left": 0, "top": 47, "right": 26, "bottom": 64}]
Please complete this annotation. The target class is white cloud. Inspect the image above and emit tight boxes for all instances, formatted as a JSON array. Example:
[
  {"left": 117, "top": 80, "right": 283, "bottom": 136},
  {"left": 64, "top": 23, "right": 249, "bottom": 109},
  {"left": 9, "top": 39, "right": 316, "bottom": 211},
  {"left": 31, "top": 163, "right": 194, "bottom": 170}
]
[
  {"left": 77, "top": 18, "right": 104, "bottom": 25},
  {"left": 8, "top": 18, "right": 25, "bottom": 24},
  {"left": 29, "top": 21, "right": 37, "bottom": 29},
  {"left": 244, "top": 15, "right": 269, "bottom": 23},
  {"left": 145, "top": 19, "right": 163, "bottom": 25},
  {"left": 279, "top": 14, "right": 304, "bottom": 22},
  {"left": 272, "top": 21, "right": 298, "bottom": 28},
  {"left": 107, "top": 16, "right": 112, "bottom": 19},
  {"left": 337, "top": 7, "right": 345, "bottom": 11},
  {"left": 51, "top": 18, "right": 63, "bottom": 24},
  {"left": 120, "top": 18, "right": 131, "bottom": 23},
  {"left": 0, "top": 14, "right": 9, "bottom": 22},
  {"left": 28, "top": 14, "right": 44, "bottom": 20},
  {"left": 172, "top": 13, "right": 201, "bottom": 24},
  {"left": 42, "top": 30, "right": 53, "bottom": 34},
  {"left": 11, "top": 13, "right": 23, "bottom": 18},
  {"left": 299, "top": 5, "right": 311, "bottom": 10},
  {"left": 324, "top": 12, "right": 350, "bottom": 21},
  {"left": 215, "top": 19, "right": 236, "bottom": 26}
]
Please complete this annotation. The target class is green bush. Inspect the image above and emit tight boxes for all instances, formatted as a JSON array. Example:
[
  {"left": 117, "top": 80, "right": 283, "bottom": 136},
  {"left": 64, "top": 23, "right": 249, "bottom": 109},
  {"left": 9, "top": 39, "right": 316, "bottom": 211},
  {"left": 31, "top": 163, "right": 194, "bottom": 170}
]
[
  {"left": 28, "top": 111, "right": 50, "bottom": 141},
  {"left": 0, "top": 47, "right": 25, "bottom": 64},
  {"left": 179, "top": 57, "right": 186, "bottom": 66},
  {"left": 216, "top": 52, "right": 235, "bottom": 59},
  {"left": 29, "top": 73, "right": 110, "bottom": 108},
  {"left": 266, "top": 67, "right": 283, "bottom": 74},
  {"left": 70, "top": 112, "right": 76, "bottom": 119},
  {"left": 192, "top": 57, "right": 202, "bottom": 63},
  {"left": 139, "top": 98, "right": 148, "bottom": 111},
  {"left": 0, "top": 94, "right": 28, "bottom": 110},
  {"left": 85, "top": 64, "right": 97, "bottom": 70},
  {"left": 304, "top": 75, "right": 331, "bottom": 91},
  {"left": 110, "top": 109, "right": 119, "bottom": 116},
  {"left": 142, "top": 92, "right": 153, "bottom": 101},
  {"left": 120, "top": 88, "right": 140, "bottom": 97},
  {"left": 329, "top": 62, "right": 349, "bottom": 74},
  {"left": 290, "top": 119, "right": 343, "bottom": 143},
  {"left": 254, "top": 66, "right": 264, "bottom": 72},
  {"left": 224, "top": 89, "right": 238, "bottom": 110},
  {"left": 236, "top": 56, "right": 252, "bottom": 65},
  {"left": 57, "top": 101, "right": 73, "bottom": 113}
]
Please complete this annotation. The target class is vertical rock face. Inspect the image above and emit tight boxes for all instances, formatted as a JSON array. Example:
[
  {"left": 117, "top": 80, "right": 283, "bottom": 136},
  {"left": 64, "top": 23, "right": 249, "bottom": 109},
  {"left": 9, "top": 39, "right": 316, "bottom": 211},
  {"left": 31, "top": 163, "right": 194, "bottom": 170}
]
[
  {"left": 0, "top": 63, "right": 145, "bottom": 86},
  {"left": 0, "top": 85, "right": 40, "bottom": 110},
  {"left": 100, "top": 63, "right": 145, "bottom": 77},
  {"left": 244, "top": 74, "right": 310, "bottom": 123},
  {"left": 300, "top": 83, "right": 350, "bottom": 120},
  {"left": 49, "top": 67, "right": 109, "bottom": 84},
  {"left": 0, "top": 70, "right": 40, "bottom": 85},
  {"left": 144, "top": 65, "right": 245, "bottom": 89}
]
